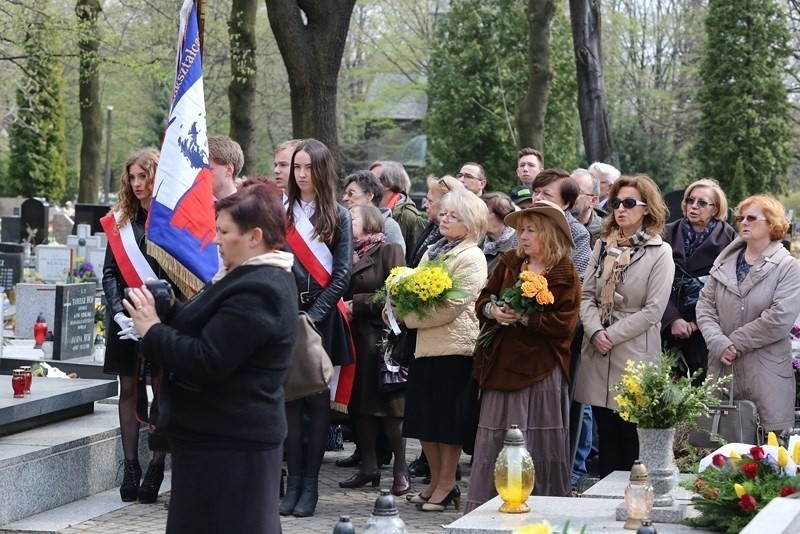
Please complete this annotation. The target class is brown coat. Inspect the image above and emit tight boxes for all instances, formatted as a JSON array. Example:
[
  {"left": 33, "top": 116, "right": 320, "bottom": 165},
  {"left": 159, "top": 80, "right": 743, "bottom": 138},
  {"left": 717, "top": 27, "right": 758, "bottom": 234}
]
[
  {"left": 345, "top": 242, "right": 406, "bottom": 415},
  {"left": 696, "top": 238, "right": 800, "bottom": 431},
  {"left": 575, "top": 234, "right": 674, "bottom": 409},
  {"left": 473, "top": 252, "right": 581, "bottom": 392}
]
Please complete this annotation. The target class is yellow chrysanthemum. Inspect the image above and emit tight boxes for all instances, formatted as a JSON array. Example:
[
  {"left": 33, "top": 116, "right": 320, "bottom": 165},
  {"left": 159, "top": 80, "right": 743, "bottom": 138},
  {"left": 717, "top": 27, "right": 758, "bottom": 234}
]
[
  {"left": 535, "top": 290, "right": 554, "bottom": 306},
  {"left": 516, "top": 521, "right": 552, "bottom": 534}
]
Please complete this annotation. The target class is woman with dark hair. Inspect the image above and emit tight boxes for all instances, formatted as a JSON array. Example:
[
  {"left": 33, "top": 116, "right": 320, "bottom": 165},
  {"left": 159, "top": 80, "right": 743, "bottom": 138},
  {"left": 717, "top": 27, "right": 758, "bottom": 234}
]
[
  {"left": 125, "top": 181, "right": 297, "bottom": 532},
  {"left": 698, "top": 195, "right": 800, "bottom": 436},
  {"left": 281, "top": 138, "right": 355, "bottom": 518},
  {"left": 480, "top": 192, "right": 517, "bottom": 274},
  {"left": 662, "top": 179, "right": 736, "bottom": 382},
  {"left": 342, "top": 170, "right": 405, "bottom": 253},
  {"left": 575, "top": 174, "right": 674, "bottom": 477},
  {"left": 339, "top": 204, "right": 408, "bottom": 494},
  {"left": 101, "top": 147, "right": 172, "bottom": 503}
]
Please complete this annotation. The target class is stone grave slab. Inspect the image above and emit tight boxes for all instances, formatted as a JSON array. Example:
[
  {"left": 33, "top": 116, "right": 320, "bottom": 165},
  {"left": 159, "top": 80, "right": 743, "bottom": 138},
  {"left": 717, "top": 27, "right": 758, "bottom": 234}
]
[
  {"left": 741, "top": 497, "right": 800, "bottom": 533},
  {"left": 0, "top": 376, "right": 117, "bottom": 437},
  {"left": 444, "top": 495, "right": 697, "bottom": 533},
  {"left": 52, "top": 283, "right": 95, "bottom": 360},
  {"left": 87, "top": 247, "right": 106, "bottom": 280},
  {"left": 1, "top": 216, "right": 20, "bottom": 244},
  {"left": 51, "top": 212, "right": 74, "bottom": 246},
  {"left": 67, "top": 234, "right": 101, "bottom": 258},
  {"left": 20, "top": 198, "right": 49, "bottom": 245},
  {"left": 15, "top": 284, "right": 57, "bottom": 340},
  {"left": 0, "top": 248, "right": 23, "bottom": 290},
  {"left": 34, "top": 245, "right": 71, "bottom": 282}
]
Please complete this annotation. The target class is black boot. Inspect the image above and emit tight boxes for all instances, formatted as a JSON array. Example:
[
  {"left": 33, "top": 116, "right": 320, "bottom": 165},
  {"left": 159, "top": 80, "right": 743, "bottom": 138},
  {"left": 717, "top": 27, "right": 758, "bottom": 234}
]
[
  {"left": 292, "top": 477, "right": 319, "bottom": 517},
  {"left": 120, "top": 459, "right": 142, "bottom": 502},
  {"left": 279, "top": 476, "right": 302, "bottom": 516},
  {"left": 137, "top": 462, "right": 165, "bottom": 504}
]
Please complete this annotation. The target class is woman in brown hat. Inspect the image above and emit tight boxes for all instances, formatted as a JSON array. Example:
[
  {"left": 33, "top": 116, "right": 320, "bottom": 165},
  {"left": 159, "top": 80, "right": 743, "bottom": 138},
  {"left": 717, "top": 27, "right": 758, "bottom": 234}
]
[{"left": 466, "top": 200, "right": 581, "bottom": 512}]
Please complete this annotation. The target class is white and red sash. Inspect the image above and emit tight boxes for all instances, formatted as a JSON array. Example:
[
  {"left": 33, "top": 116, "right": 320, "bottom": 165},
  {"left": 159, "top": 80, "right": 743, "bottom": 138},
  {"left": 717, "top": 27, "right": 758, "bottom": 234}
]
[
  {"left": 100, "top": 211, "right": 157, "bottom": 288},
  {"left": 286, "top": 203, "right": 356, "bottom": 412}
]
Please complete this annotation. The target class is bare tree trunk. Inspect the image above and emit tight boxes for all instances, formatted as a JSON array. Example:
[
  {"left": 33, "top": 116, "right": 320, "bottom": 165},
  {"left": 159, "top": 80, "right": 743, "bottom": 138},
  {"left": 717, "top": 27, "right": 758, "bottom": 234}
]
[
  {"left": 229, "top": 0, "right": 257, "bottom": 176},
  {"left": 516, "top": 0, "right": 555, "bottom": 151},
  {"left": 265, "top": 0, "right": 356, "bottom": 172},
  {"left": 568, "top": 0, "right": 618, "bottom": 167},
  {"left": 76, "top": 0, "right": 102, "bottom": 203}
]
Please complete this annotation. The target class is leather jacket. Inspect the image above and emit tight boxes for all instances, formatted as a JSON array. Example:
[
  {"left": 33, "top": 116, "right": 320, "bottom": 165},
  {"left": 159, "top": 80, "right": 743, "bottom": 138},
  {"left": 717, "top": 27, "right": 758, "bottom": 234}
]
[
  {"left": 288, "top": 203, "right": 353, "bottom": 322},
  {"left": 101, "top": 206, "right": 167, "bottom": 316}
]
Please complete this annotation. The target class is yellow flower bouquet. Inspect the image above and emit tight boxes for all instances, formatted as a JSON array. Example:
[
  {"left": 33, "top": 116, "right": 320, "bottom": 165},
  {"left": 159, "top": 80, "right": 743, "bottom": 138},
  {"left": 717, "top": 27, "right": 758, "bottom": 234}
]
[
  {"left": 476, "top": 270, "right": 554, "bottom": 347},
  {"left": 374, "top": 256, "right": 466, "bottom": 320},
  {"left": 612, "top": 351, "right": 729, "bottom": 428}
]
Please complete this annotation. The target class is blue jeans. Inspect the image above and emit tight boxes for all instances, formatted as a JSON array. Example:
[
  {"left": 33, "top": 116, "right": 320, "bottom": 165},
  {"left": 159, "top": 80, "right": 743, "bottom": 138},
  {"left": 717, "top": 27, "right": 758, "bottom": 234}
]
[{"left": 571, "top": 404, "right": 593, "bottom": 484}]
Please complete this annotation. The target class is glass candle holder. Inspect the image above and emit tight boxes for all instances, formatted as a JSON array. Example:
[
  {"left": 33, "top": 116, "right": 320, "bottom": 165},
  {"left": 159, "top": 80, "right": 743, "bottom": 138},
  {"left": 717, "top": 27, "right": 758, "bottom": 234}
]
[
  {"left": 494, "top": 424, "right": 535, "bottom": 513},
  {"left": 624, "top": 460, "right": 654, "bottom": 530},
  {"left": 20, "top": 366, "right": 32, "bottom": 395},
  {"left": 12, "top": 369, "right": 25, "bottom": 398}
]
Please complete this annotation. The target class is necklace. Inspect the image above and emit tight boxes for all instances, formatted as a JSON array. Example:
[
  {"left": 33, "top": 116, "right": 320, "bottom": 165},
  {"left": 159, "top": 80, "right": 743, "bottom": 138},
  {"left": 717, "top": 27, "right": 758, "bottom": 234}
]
[{"left": 524, "top": 257, "right": 550, "bottom": 273}]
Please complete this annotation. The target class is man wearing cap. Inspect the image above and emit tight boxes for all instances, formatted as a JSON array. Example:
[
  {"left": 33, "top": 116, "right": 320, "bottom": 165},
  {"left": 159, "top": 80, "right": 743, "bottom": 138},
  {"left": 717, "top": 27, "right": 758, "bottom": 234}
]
[
  {"left": 510, "top": 148, "right": 543, "bottom": 201},
  {"left": 510, "top": 187, "right": 533, "bottom": 209},
  {"left": 457, "top": 162, "right": 487, "bottom": 196}
]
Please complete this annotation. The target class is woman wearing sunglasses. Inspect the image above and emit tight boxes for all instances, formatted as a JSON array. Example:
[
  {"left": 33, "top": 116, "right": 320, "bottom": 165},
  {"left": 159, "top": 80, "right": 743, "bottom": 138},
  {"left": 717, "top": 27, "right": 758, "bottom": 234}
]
[
  {"left": 575, "top": 174, "right": 674, "bottom": 477},
  {"left": 697, "top": 195, "right": 800, "bottom": 437},
  {"left": 661, "top": 180, "right": 736, "bottom": 384}
]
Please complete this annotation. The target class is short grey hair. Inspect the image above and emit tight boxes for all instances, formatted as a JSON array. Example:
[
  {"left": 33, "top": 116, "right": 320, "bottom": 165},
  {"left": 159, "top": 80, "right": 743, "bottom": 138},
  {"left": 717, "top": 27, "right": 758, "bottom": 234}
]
[
  {"left": 380, "top": 161, "right": 412, "bottom": 193},
  {"left": 588, "top": 162, "right": 621, "bottom": 184},
  {"left": 571, "top": 168, "right": 600, "bottom": 196}
]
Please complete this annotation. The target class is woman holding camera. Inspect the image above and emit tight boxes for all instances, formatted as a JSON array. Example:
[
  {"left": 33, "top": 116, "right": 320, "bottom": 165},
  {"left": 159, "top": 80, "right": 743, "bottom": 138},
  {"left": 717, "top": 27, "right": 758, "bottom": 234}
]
[
  {"left": 125, "top": 181, "right": 297, "bottom": 533},
  {"left": 100, "top": 147, "right": 171, "bottom": 503}
]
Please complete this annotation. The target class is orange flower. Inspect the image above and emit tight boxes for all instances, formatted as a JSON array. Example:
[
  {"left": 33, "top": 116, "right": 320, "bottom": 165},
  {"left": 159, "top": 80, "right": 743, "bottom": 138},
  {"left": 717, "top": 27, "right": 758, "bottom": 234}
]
[
  {"left": 520, "top": 281, "right": 539, "bottom": 298},
  {"left": 535, "top": 290, "right": 554, "bottom": 305},
  {"left": 519, "top": 271, "right": 538, "bottom": 283}
]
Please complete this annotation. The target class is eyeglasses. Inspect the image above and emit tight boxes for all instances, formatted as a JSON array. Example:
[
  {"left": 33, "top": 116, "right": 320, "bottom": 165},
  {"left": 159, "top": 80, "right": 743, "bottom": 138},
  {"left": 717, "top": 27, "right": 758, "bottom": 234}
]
[
  {"left": 436, "top": 177, "right": 452, "bottom": 191},
  {"left": 438, "top": 211, "right": 464, "bottom": 223},
  {"left": 610, "top": 198, "right": 647, "bottom": 210},
  {"left": 684, "top": 196, "right": 715, "bottom": 209},
  {"left": 456, "top": 172, "right": 480, "bottom": 181},
  {"left": 734, "top": 214, "right": 768, "bottom": 223}
]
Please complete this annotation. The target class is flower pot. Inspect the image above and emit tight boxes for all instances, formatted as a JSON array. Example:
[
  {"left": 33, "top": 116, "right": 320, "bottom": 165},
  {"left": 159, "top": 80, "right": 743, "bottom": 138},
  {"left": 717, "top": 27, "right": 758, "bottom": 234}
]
[{"left": 636, "top": 427, "right": 678, "bottom": 507}]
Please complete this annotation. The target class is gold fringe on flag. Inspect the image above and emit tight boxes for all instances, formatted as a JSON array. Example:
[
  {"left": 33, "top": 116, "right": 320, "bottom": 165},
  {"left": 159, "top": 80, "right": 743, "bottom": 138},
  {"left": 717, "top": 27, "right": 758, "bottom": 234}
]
[
  {"left": 146, "top": 241, "right": 205, "bottom": 297},
  {"left": 331, "top": 401, "right": 349, "bottom": 415}
]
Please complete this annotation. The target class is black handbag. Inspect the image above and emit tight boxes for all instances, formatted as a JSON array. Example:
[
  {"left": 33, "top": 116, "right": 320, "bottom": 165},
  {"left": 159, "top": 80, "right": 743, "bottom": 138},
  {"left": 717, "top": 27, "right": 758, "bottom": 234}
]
[
  {"left": 378, "top": 328, "right": 411, "bottom": 392},
  {"left": 672, "top": 264, "right": 708, "bottom": 322},
  {"left": 689, "top": 370, "right": 762, "bottom": 448}
]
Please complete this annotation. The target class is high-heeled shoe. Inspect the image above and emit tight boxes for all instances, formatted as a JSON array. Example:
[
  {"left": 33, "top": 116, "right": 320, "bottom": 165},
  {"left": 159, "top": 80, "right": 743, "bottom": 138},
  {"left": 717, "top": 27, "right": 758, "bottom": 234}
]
[
  {"left": 391, "top": 473, "right": 411, "bottom": 496},
  {"left": 406, "top": 492, "right": 429, "bottom": 504},
  {"left": 137, "top": 462, "right": 165, "bottom": 504},
  {"left": 119, "top": 459, "right": 141, "bottom": 502},
  {"left": 339, "top": 470, "right": 381, "bottom": 488},
  {"left": 420, "top": 486, "right": 461, "bottom": 512}
]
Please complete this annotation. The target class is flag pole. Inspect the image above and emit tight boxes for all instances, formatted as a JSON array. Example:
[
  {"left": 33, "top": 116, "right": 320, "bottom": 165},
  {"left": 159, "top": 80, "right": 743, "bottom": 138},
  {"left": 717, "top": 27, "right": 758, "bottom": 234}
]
[{"left": 196, "top": 0, "right": 205, "bottom": 55}]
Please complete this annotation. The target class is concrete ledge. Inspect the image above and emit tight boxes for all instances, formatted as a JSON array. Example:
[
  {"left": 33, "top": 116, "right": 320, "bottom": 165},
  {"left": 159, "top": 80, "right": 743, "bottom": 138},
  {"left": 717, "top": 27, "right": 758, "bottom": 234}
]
[{"left": 0, "top": 403, "right": 162, "bottom": 526}]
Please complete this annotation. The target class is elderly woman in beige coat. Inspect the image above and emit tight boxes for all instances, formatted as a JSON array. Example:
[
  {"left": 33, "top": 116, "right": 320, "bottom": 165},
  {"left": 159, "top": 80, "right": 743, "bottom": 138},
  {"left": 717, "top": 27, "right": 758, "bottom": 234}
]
[
  {"left": 575, "top": 174, "right": 674, "bottom": 478},
  {"left": 400, "top": 188, "right": 488, "bottom": 513},
  {"left": 697, "top": 195, "right": 800, "bottom": 433}
]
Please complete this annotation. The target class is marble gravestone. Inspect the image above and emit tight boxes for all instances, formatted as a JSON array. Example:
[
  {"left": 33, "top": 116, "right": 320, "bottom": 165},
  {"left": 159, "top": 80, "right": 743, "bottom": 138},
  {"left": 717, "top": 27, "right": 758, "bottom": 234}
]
[
  {"left": 1, "top": 216, "right": 20, "bottom": 244},
  {"left": 52, "top": 282, "right": 95, "bottom": 360},
  {"left": 87, "top": 247, "right": 106, "bottom": 280},
  {"left": 51, "top": 212, "right": 74, "bottom": 246},
  {"left": 20, "top": 198, "right": 49, "bottom": 245},
  {"left": 0, "top": 243, "right": 24, "bottom": 289},
  {"left": 34, "top": 245, "right": 71, "bottom": 283}
]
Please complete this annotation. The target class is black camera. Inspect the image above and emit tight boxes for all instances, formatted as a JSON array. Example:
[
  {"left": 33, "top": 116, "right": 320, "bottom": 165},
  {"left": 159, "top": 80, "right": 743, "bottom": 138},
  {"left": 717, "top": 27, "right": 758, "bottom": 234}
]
[{"left": 124, "top": 279, "right": 173, "bottom": 320}]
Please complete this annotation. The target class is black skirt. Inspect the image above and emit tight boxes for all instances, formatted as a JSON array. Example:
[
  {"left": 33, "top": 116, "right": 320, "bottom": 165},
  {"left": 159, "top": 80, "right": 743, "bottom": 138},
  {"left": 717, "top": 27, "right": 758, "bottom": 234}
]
[
  {"left": 301, "top": 300, "right": 355, "bottom": 367},
  {"left": 103, "top": 319, "right": 160, "bottom": 376},
  {"left": 402, "top": 355, "right": 473, "bottom": 445}
]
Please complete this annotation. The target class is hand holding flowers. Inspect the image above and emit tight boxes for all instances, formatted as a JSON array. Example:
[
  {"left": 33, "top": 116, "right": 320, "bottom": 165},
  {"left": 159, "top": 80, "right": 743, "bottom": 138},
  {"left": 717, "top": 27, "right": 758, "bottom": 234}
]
[{"left": 477, "top": 270, "right": 554, "bottom": 347}]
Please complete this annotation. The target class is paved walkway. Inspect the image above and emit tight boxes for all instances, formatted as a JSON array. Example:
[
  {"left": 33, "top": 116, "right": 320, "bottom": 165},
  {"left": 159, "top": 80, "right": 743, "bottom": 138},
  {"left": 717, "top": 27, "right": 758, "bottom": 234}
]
[{"left": 58, "top": 440, "right": 471, "bottom": 534}]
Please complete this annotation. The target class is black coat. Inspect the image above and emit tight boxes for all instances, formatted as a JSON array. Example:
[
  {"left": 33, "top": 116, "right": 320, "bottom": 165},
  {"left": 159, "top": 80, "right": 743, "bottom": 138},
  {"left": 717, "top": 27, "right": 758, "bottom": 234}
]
[{"left": 141, "top": 262, "right": 298, "bottom": 447}]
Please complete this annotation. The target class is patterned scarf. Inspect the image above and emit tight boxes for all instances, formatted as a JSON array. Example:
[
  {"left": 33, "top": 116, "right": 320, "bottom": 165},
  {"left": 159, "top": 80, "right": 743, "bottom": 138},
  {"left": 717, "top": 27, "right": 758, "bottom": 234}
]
[
  {"left": 427, "top": 236, "right": 465, "bottom": 260},
  {"left": 482, "top": 225, "right": 516, "bottom": 256},
  {"left": 681, "top": 218, "right": 716, "bottom": 259},
  {"left": 353, "top": 233, "right": 385, "bottom": 264},
  {"left": 599, "top": 228, "right": 654, "bottom": 326}
]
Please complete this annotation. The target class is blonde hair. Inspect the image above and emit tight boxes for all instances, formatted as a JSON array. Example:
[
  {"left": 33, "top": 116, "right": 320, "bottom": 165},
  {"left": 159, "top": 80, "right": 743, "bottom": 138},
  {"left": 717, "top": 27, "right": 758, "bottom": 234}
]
[
  {"left": 440, "top": 188, "right": 488, "bottom": 242},
  {"left": 736, "top": 195, "right": 788, "bottom": 241},
  {"left": 601, "top": 174, "right": 668, "bottom": 237},
  {"left": 683, "top": 179, "right": 729, "bottom": 222},
  {"left": 114, "top": 148, "right": 159, "bottom": 228},
  {"left": 426, "top": 174, "right": 463, "bottom": 197},
  {"left": 514, "top": 212, "right": 574, "bottom": 267}
]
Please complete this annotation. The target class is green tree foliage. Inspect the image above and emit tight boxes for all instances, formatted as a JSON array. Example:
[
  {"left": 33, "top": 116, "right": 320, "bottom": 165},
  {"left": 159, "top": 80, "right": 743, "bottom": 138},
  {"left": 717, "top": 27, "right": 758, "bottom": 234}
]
[
  {"left": 425, "top": 0, "right": 579, "bottom": 192},
  {"left": 8, "top": 9, "right": 68, "bottom": 202},
  {"left": 695, "top": 0, "right": 792, "bottom": 196}
]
